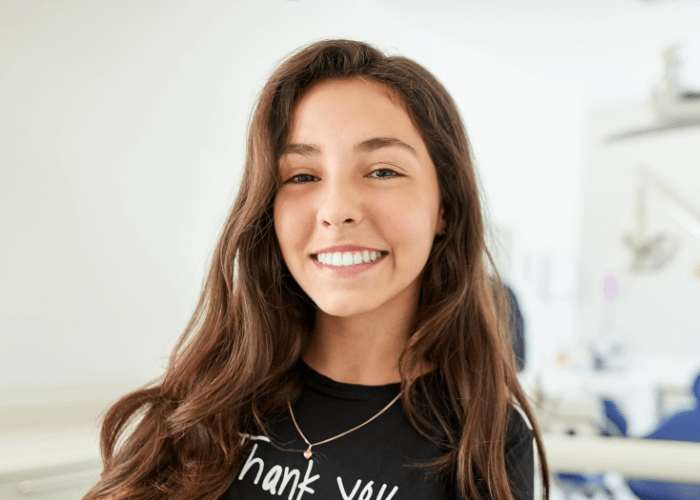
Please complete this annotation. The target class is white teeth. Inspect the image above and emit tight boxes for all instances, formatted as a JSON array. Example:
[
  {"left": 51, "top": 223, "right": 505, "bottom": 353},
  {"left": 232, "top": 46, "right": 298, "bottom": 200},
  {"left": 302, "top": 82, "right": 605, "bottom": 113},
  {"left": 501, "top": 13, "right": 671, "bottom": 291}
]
[{"left": 317, "top": 251, "right": 385, "bottom": 267}]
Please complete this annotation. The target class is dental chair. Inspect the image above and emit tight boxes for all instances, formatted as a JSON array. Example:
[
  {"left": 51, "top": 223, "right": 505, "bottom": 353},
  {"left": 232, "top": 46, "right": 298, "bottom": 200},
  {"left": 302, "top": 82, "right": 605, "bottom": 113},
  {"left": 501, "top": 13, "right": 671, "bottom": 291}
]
[
  {"left": 555, "top": 398, "right": 627, "bottom": 499},
  {"left": 627, "top": 371, "right": 700, "bottom": 500}
]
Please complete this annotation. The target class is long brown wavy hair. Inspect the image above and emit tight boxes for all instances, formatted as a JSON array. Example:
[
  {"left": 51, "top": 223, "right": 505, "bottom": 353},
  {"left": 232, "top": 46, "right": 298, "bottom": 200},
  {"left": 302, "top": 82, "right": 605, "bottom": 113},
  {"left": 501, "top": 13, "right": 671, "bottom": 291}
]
[{"left": 83, "top": 38, "right": 549, "bottom": 500}]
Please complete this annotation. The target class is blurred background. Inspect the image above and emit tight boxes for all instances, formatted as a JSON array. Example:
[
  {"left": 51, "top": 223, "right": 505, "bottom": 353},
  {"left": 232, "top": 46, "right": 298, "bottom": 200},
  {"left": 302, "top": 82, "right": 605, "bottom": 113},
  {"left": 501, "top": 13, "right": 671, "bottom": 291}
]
[{"left": 1, "top": 1, "right": 699, "bottom": 499}]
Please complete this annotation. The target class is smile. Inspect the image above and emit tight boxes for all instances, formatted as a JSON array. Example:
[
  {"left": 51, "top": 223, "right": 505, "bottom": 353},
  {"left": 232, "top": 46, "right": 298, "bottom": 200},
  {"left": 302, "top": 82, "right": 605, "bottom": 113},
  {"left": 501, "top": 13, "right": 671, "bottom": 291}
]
[
  {"left": 313, "top": 250, "right": 388, "bottom": 266},
  {"left": 311, "top": 251, "right": 388, "bottom": 277}
]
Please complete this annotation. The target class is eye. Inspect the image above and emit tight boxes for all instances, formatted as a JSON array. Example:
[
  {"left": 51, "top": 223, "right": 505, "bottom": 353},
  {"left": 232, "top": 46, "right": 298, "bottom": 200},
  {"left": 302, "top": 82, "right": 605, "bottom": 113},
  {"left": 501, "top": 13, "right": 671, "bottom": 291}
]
[
  {"left": 284, "top": 168, "right": 402, "bottom": 184},
  {"left": 368, "top": 168, "right": 402, "bottom": 180},
  {"left": 287, "top": 173, "right": 318, "bottom": 184}
]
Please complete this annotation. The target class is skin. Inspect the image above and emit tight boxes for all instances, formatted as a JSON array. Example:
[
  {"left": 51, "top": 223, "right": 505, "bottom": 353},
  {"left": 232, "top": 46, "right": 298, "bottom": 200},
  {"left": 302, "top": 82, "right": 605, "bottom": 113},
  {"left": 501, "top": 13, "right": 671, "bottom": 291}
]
[{"left": 273, "top": 77, "right": 445, "bottom": 385}]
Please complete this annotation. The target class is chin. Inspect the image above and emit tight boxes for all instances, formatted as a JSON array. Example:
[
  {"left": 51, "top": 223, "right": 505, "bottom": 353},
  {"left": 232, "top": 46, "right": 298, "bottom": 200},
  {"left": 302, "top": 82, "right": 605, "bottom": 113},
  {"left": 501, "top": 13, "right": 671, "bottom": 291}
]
[{"left": 314, "top": 299, "right": 378, "bottom": 318}]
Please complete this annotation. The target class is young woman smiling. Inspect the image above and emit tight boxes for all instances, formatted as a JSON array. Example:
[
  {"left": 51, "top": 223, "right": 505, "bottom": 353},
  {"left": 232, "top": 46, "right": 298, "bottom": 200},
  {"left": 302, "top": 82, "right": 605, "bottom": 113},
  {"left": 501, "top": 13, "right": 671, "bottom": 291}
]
[{"left": 84, "top": 39, "right": 549, "bottom": 500}]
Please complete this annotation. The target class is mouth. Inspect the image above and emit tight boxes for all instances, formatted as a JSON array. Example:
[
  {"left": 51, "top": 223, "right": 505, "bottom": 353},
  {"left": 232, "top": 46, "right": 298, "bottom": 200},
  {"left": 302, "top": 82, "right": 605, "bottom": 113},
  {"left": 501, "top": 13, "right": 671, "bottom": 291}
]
[{"left": 311, "top": 250, "right": 389, "bottom": 266}]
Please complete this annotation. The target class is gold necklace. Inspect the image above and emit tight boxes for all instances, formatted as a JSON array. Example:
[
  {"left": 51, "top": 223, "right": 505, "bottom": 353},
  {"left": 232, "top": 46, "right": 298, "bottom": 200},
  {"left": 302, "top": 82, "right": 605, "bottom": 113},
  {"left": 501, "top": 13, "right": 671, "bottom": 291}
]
[{"left": 287, "top": 390, "right": 404, "bottom": 459}]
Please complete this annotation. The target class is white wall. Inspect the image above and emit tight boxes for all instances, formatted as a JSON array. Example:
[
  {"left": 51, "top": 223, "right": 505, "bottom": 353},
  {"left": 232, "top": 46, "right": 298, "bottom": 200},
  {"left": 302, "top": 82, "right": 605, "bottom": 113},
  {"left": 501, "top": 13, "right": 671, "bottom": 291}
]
[
  {"left": 0, "top": 0, "right": 584, "bottom": 396},
  {"left": 577, "top": 103, "right": 700, "bottom": 359}
]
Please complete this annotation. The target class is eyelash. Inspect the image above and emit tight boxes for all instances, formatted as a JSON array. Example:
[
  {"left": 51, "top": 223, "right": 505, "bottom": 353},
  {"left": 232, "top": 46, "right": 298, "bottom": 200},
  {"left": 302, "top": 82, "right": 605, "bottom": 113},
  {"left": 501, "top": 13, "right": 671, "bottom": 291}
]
[{"left": 286, "top": 168, "right": 402, "bottom": 184}]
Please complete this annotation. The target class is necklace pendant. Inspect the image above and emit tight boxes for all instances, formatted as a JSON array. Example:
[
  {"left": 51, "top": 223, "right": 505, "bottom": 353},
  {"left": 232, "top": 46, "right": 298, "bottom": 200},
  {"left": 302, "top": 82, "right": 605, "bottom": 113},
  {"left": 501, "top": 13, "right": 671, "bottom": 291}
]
[{"left": 287, "top": 391, "right": 402, "bottom": 463}]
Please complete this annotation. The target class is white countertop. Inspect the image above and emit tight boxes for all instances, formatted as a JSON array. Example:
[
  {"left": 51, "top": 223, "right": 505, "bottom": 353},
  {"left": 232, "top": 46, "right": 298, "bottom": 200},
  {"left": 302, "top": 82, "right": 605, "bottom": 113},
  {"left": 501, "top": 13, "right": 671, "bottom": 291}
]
[{"left": 520, "top": 350, "right": 700, "bottom": 436}]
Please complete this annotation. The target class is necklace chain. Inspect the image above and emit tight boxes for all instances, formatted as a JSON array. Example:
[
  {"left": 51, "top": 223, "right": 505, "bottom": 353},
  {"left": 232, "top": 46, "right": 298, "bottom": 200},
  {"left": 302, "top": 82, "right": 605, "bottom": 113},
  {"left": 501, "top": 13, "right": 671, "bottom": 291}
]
[{"left": 287, "top": 390, "right": 404, "bottom": 459}]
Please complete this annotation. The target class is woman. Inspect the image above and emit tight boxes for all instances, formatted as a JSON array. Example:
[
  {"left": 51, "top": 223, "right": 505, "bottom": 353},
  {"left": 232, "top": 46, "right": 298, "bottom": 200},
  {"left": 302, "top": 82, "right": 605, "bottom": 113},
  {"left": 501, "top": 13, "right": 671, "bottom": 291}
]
[{"left": 84, "top": 39, "right": 549, "bottom": 500}]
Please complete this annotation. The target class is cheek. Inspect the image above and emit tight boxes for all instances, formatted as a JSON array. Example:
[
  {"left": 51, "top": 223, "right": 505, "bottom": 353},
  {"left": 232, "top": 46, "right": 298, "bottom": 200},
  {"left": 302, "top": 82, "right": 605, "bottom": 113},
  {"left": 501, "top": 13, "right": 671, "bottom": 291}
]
[
  {"left": 373, "top": 192, "right": 437, "bottom": 246},
  {"left": 274, "top": 196, "right": 311, "bottom": 255}
]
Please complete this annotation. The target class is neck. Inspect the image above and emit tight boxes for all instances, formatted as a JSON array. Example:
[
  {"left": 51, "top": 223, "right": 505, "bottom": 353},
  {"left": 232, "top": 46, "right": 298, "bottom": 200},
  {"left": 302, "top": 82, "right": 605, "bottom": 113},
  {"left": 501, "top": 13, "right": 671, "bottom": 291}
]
[
  {"left": 303, "top": 318, "right": 406, "bottom": 386},
  {"left": 302, "top": 290, "right": 430, "bottom": 386}
]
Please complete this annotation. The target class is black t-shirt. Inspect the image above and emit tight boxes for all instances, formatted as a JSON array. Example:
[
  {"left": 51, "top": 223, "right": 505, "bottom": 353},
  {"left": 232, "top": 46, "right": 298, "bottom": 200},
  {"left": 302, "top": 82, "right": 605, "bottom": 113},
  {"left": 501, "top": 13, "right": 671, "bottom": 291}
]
[{"left": 219, "top": 361, "right": 534, "bottom": 500}]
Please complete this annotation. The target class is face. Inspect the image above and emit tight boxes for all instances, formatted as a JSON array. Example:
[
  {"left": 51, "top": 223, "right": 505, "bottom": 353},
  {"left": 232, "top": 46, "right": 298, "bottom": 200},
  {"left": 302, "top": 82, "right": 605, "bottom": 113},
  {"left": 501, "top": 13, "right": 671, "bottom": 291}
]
[{"left": 273, "top": 78, "right": 445, "bottom": 320}]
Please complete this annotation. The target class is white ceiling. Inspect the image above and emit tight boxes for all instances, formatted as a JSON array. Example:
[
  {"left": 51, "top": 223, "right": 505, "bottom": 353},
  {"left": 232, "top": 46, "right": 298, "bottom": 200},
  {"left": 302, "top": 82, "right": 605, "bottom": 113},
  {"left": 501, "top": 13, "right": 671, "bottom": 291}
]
[{"left": 373, "top": 0, "right": 700, "bottom": 110}]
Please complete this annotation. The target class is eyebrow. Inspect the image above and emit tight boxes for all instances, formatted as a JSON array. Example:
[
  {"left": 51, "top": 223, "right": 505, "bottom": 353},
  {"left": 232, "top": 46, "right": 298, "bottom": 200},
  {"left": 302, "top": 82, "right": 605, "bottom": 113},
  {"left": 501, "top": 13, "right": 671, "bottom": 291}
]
[{"left": 282, "top": 137, "right": 418, "bottom": 159}]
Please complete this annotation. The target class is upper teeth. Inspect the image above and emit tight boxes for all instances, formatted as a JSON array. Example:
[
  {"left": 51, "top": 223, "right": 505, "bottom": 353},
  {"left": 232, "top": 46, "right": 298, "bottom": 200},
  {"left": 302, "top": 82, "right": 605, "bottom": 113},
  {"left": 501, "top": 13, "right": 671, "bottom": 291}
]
[{"left": 317, "top": 251, "right": 384, "bottom": 266}]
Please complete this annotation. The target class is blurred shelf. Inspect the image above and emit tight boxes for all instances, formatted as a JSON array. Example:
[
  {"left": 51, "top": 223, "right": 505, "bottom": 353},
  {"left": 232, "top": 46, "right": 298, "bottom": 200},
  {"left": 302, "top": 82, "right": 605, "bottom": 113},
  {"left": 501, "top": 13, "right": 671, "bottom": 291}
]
[{"left": 605, "top": 120, "right": 700, "bottom": 143}]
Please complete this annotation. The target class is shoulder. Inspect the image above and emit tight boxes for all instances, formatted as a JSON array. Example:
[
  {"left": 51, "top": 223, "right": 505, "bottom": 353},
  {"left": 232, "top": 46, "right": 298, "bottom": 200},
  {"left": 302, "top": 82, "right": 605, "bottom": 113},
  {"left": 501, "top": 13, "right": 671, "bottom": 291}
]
[
  {"left": 505, "top": 404, "right": 533, "bottom": 450},
  {"left": 504, "top": 404, "right": 535, "bottom": 500}
]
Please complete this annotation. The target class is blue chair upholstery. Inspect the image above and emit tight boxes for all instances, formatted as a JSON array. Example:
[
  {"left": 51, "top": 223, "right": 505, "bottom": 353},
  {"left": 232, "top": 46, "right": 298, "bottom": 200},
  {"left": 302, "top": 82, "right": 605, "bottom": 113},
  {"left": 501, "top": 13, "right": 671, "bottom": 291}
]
[
  {"left": 627, "top": 371, "right": 700, "bottom": 500},
  {"left": 555, "top": 399, "right": 626, "bottom": 499},
  {"left": 556, "top": 472, "right": 609, "bottom": 498},
  {"left": 602, "top": 398, "right": 628, "bottom": 437}
]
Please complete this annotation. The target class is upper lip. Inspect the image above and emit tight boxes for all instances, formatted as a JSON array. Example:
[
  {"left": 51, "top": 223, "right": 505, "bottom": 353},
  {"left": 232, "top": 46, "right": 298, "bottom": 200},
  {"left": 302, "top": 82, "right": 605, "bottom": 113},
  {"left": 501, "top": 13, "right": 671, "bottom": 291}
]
[{"left": 311, "top": 244, "right": 387, "bottom": 255}]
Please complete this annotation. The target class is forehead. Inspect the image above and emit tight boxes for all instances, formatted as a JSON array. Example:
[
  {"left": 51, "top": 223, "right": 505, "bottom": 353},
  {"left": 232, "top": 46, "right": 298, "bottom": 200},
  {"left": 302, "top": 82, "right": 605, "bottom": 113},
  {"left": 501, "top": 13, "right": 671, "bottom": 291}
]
[
  {"left": 285, "top": 78, "right": 427, "bottom": 158},
  {"left": 295, "top": 77, "right": 409, "bottom": 115}
]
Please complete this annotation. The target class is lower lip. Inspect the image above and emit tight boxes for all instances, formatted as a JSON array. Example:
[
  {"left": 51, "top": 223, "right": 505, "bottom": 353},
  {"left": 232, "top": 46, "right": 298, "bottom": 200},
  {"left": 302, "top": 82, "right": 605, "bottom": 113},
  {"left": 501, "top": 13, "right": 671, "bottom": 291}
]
[{"left": 311, "top": 254, "right": 386, "bottom": 277}]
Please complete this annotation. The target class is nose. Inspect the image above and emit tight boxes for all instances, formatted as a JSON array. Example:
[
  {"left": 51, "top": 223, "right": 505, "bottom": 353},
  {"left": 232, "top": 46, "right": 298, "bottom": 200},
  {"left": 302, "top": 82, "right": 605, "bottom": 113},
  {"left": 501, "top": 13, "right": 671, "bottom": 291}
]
[{"left": 316, "top": 174, "right": 363, "bottom": 230}]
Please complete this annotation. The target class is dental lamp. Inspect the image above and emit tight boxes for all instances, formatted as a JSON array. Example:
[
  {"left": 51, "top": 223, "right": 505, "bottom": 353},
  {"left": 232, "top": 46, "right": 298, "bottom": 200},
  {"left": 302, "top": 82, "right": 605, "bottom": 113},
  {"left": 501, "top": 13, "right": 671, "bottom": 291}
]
[{"left": 624, "top": 166, "right": 700, "bottom": 274}]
